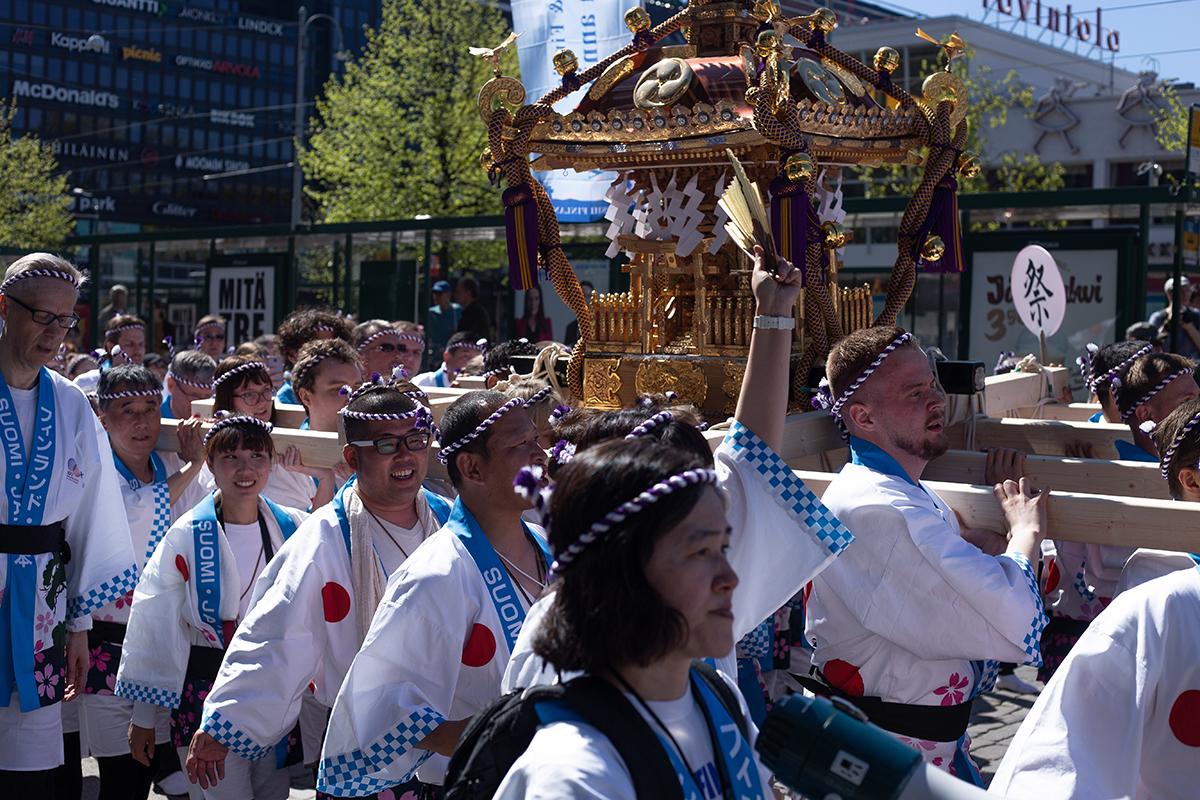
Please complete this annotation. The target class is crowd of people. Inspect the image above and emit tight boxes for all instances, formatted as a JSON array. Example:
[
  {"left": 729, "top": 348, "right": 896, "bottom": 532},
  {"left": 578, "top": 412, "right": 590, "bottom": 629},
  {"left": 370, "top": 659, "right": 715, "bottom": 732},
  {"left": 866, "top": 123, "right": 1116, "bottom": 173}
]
[{"left": 0, "top": 248, "right": 1196, "bottom": 800}]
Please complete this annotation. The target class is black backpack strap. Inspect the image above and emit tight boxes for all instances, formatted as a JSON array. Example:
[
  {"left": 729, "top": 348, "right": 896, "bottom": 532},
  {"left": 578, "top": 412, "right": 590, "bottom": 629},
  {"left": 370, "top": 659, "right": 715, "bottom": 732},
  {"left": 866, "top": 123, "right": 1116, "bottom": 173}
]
[
  {"left": 558, "top": 676, "right": 683, "bottom": 800},
  {"left": 691, "top": 660, "right": 750, "bottom": 741}
]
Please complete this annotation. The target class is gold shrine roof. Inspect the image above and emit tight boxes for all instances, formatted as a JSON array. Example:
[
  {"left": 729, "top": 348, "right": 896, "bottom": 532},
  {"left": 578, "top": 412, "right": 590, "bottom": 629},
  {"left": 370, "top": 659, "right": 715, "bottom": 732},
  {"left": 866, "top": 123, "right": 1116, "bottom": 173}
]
[{"left": 527, "top": 43, "right": 929, "bottom": 172}]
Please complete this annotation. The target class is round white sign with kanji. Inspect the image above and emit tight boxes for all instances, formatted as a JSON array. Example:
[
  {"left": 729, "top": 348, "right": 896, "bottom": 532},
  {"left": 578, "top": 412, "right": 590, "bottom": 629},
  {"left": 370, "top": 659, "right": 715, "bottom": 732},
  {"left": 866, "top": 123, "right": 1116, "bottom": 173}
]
[{"left": 1011, "top": 244, "right": 1066, "bottom": 337}]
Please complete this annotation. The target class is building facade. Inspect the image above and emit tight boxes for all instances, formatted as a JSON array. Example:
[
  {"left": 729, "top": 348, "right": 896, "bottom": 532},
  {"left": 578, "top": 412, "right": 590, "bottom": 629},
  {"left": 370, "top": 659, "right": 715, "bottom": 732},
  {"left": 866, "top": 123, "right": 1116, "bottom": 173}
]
[{"left": 1, "top": 0, "right": 377, "bottom": 232}]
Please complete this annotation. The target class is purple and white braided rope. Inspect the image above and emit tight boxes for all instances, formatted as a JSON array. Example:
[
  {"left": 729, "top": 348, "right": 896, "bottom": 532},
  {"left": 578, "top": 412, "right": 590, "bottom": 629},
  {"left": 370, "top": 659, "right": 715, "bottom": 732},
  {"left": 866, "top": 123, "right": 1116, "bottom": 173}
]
[
  {"left": 829, "top": 332, "right": 914, "bottom": 420},
  {"left": 109, "top": 345, "right": 133, "bottom": 365},
  {"left": 312, "top": 324, "right": 336, "bottom": 335},
  {"left": 202, "top": 413, "right": 273, "bottom": 446},
  {"left": 1120, "top": 368, "right": 1195, "bottom": 423},
  {"left": 167, "top": 371, "right": 213, "bottom": 392},
  {"left": 340, "top": 404, "right": 433, "bottom": 430},
  {"left": 212, "top": 361, "right": 268, "bottom": 391},
  {"left": 437, "top": 397, "right": 524, "bottom": 464},
  {"left": 356, "top": 329, "right": 401, "bottom": 351},
  {"left": 1088, "top": 343, "right": 1153, "bottom": 394},
  {"left": 552, "top": 468, "right": 718, "bottom": 573},
  {"left": 163, "top": 336, "right": 175, "bottom": 360},
  {"left": 96, "top": 387, "right": 162, "bottom": 402},
  {"left": 0, "top": 268, "right": 81, "bottom": 294},
  {"left": 524, "top": 385, "right": 553, "bottom": 407},
  {"left": 109, "top": 322, "right": 145, "bottom": 336},
  {"left": 549, "top": 405, "right": 572, "bottom": 426},
  {"left": 626, "top": 411, "right": 673, "bottom": 439},
  {"left": 396, "top": 332, "right": 424, "bottom": 345},
  {"left": 482, "top": 367, "right": 511, "bottom": 383},
  {"left": 1159, "top": 407, "right": 1200, "bottom": 479},
  {"left": 448, "top": 338, "right": 488, "bottom": 354}
]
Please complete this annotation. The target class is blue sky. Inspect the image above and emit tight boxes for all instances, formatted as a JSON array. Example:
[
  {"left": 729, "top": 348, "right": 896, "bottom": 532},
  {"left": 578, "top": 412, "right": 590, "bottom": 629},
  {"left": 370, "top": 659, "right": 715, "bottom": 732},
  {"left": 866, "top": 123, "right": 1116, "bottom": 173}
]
[{"left": 882, "top": 0, "right": 1199, "bottom": 84}]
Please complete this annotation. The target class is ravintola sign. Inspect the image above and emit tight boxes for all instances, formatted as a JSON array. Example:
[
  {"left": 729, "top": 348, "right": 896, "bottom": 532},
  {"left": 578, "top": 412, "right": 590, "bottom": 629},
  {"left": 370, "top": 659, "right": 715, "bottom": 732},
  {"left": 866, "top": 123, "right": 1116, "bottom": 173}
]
[{"left": 981, "top": 0, "right": 1120, "bottom": 51}]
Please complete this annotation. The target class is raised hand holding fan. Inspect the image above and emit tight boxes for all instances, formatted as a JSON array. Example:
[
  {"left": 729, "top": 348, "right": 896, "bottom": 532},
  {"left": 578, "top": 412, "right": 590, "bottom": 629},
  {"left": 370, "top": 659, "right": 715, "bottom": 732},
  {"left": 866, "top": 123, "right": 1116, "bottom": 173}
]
[{"left": 718, "top": 149, "right": 779, "bottom": 273}]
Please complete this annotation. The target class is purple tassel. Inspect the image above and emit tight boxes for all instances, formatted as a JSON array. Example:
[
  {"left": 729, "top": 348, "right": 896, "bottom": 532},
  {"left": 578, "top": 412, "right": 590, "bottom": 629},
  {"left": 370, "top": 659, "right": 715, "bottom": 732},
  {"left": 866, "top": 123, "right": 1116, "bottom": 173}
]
[
  {"left": 769, "top": 176, "right": 819, "bottom": 286},
  {"left": 503, "top": 184, "right": 540, "bottom": 291},
  {"left": 916, "top": 176, "right": 963, "bottom": 274}
]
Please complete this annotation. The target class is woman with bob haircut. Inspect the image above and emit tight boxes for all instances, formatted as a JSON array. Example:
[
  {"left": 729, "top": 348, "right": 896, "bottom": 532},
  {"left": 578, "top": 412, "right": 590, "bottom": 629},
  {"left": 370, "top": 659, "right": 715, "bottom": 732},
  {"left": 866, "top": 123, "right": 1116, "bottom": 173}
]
[
  {"left": 115, "top": 414, "right": 307, "bottom": 800},
  {"left": 211, "top": 355, "right": 321, "bottom": 511},
  {"left": 495, "top": 437, "right": 776, "bottom": 799}
]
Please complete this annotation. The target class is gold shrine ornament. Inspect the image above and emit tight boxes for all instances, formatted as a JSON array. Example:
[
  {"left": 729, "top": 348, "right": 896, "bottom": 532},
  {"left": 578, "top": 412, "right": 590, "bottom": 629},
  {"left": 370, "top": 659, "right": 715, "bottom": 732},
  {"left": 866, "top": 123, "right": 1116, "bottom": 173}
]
[
  {"left": 754, "top": 30, "right": 781, "bottom": 59},
  {"left": 784, "top": 152, "right": 816, "bottom": 182},
  {"left": 624, "top": 7, "right": 651, "bottom": 33},
  {"left": 958, "top": 152, "right": 982, "bottom": 178},
  {"left": 633, "top": 58, "right": 695, "bottom": 109},
  {"left": 811, "top": 8, "right": 839, "bottom": 34},
  {"left": 553, "top": 48, "right": 579, "bottom": 76},
  {"left": 793, "top": 58, "right": 846, "bottom": 106},
  {"left": 822, "top": 221, "right": 849, "bottom": 249},
  {"left": 479, "top": 146, "right": 493, "bottom": 174},
  {"left": 921, "top": 71, "right": 968, "bottom": 129},
  {"left": 921, "top": 235, "right": 946, "bottom": 262},
  {"left": 873, "top": 46, "right": 901, "bottom": 75},
  {"left": 750, "top": 0, "right": 781, "bottom": 23}
]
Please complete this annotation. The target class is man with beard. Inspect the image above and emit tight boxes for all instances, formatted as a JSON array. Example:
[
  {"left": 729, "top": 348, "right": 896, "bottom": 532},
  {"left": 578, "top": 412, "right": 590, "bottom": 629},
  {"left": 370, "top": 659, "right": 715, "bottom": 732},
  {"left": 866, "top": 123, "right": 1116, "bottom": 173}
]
[{"left": 803, "top": 326, "right": 1050, "bottom": 786}]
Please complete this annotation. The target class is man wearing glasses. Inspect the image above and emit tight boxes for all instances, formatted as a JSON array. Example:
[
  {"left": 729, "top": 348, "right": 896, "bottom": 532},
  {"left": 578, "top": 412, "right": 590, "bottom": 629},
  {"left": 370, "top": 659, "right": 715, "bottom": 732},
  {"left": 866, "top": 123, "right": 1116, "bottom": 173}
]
[
  {"left": 185, "top": 379, "right": 451, "bottom": 798},
  {"left": 0, "top": 253, "right": 137, "bottom": 790}
]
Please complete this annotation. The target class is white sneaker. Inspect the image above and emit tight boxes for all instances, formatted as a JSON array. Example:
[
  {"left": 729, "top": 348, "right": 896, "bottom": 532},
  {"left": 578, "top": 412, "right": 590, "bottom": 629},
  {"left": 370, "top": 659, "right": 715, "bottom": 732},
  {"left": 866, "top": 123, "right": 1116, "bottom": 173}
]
[
  {"left": 155, "top": 770, "right": 190, "bottom": 796},
  {"left": 995, "top": 672, "right": 1039, "bottom": 695}
]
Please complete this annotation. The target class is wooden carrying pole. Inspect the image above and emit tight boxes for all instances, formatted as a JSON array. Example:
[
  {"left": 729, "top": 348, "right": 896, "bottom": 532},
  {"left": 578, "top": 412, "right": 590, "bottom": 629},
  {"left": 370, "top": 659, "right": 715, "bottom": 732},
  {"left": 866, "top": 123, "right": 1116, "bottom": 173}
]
[{"left": 955, "top": 417, "right": 1129, "bottom": 460}]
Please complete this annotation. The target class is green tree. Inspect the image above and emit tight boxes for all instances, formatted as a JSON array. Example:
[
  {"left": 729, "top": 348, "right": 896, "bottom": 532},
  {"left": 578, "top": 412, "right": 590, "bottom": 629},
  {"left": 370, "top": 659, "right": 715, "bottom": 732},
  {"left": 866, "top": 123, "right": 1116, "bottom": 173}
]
[
  {"left": 1150, "top": 81, "right": 1188, "bottom": 154},
  {"left": 0, "top": 101, "right": 72, "bottom": 249},
  {"left": 860, "top": 57, "right": 1065, "bottom": 198},
  {"left": 300, "top": 0, "right": 513, "bottom": 222}
]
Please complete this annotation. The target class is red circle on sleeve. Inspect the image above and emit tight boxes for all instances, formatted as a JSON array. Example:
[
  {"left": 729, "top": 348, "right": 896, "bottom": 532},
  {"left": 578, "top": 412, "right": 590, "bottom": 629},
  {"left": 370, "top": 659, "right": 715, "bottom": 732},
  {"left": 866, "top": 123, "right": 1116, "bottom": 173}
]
[
  {"left": 1169, "top": 690, "right": 1200, "bottom": 747},
  {"left": 823, "top": 659, "right": 865, "bottom": 697},
  {"left": 175, "top": 555, "right": 189, "bottom": 582},
  {"left": 461, "top": 623, "right": 497, "bottom": 668},
  {"left": 321, "top": 582, "right": 352, "bottom": 623}
]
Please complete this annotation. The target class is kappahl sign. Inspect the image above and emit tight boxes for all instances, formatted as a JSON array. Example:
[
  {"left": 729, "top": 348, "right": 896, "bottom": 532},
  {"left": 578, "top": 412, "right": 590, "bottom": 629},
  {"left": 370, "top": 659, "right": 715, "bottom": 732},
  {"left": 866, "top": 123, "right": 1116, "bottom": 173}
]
[{"left": 983, "top": 0, "right": 1120, "bottom": 51}]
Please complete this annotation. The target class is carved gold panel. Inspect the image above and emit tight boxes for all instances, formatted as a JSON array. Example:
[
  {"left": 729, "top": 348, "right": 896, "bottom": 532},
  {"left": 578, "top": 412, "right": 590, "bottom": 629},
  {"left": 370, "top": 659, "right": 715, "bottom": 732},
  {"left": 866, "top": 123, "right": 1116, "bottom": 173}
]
[
  {"left": 635, "top": 359, "right": 709, "bottom": 406},
  {"left": 583, "top": 358, "right": 623, "bottom": 409},
  {"left": 722, "top": 362, "right": 746, "bottom": 415}
]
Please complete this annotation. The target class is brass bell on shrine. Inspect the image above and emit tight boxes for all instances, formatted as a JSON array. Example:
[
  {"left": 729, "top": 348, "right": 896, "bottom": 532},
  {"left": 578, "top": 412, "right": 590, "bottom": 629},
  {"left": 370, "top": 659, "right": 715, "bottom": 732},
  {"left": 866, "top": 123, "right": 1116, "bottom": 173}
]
[
  {"left": 873, "top": 46, "right": 901, "bottom": 75},
  {"left": 822, "top": 221, "right": 849, "bottom": 249},
  {"left": 783, "top": 153, "right": 816, "bottom": 182},
  {"left": 751, "top": 0, "right": 782, "bottom": 23},
  {"left": 958, "top": 153, "right": 982, "bottom": 179},
  {"left": 921, "top": 235, "right": 946, "bottom": 262},
  {"left": 624, "top": 7, "right": 651, "bottom": 34},
  {"left": 755, "top": 31, "right": 780, "bottom": 59},
  {"left": 553, "top": 48, "right": 579, "bottom": 76},
  {"left": 479, "top": 146, "right": 493, "bottom": 174}
]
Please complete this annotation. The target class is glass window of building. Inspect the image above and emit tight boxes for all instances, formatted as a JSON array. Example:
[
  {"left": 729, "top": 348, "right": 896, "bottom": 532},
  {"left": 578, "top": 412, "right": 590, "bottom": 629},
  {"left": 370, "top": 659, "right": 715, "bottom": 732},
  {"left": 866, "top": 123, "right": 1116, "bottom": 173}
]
[
  {"left": 179, "top": 77, "right": 191, "bottom": 99},
  {"left": 148, "top": 72, "right": 161, "bottom": 95},
  {"left": 65, "top": 6, "right": 79, "bottom": 27},
  {"left": 132, "top": 70, "right": 145, "bottom": 92},
  {"left": 66, "top": 60, "right": 80, "bottom": 83},
  {"left": 115, "top": 67, "right": 128, "bottom": 90},
  {"left": 242, "top": 37, "right": 253, "bottom": 59},
  {"left": 166, "top": 27, "right": 178, "bottom": 47},
  {"left": 48, "top": 59, "right": 62, "bottom": 81},
  {"left": 31, "top": 2, "right": 45, "bottom": 24},
  {"left": 223, "top": 84, "right": 235, "bottom": 105},
  {"left": 197, "top": 31, "right": 209, "bottom": 50},
  {"left": 209, "top": 82, "right": 221, "bottom": 103},
  {"left": 47, "top": 4, "right": 62, "bottom": 25},
  {"left": 26, "top": 108, "right": 41, "bottom": 130},
  {"left": 99, "top": 65, "right": 111, "bottom": 86},
  {"left": 10, "top": 52, "right": 24, "bottom": 73},
  {"left": 164, "top": 74, "right": 175, "bottom": 95},
  {"left": 82, "top": 10, "right": 97, "bottom": 30}
]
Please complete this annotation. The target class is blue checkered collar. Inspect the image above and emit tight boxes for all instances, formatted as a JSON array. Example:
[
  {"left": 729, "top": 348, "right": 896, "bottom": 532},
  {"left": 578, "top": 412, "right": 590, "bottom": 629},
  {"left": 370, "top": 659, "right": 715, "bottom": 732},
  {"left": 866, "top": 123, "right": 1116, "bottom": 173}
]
[{"left": 848, "top": 436, "right": 919, "bottom": 487}]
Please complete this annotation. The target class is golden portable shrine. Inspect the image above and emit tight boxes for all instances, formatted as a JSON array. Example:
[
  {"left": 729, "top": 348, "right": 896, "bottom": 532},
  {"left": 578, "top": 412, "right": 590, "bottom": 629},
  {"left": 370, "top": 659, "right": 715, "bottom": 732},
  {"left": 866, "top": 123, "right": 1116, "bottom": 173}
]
[{"left": 477, "top": 1, "right": 973, "bottom": 416}]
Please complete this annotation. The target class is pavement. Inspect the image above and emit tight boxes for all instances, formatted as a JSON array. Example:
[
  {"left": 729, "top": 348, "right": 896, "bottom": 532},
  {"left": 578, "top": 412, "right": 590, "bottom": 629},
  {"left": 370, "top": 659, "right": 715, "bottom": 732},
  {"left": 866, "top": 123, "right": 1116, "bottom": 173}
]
[{"left": 80, "top": 665, "right": 1041, "bottom": 797}]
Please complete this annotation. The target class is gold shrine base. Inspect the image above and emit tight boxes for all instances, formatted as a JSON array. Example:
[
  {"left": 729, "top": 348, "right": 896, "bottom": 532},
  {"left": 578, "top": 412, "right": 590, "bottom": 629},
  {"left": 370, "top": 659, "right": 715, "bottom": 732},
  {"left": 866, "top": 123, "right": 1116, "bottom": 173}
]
[{"left": 582, "top": 352, "right": 806, "bottom": 418}]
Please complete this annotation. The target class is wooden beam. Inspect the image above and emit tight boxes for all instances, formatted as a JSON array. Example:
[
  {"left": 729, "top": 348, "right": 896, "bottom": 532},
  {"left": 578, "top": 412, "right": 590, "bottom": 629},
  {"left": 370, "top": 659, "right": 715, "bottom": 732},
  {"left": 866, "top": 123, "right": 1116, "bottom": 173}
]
[
  {"left": 792, "top": 469, "right": 1200, "bottom": 551},
  {"left": 955, "top": 416, "right": 1130, "bottom": 459},
  {"left": 158, "top": 418, "right": 343, "bottom": 469},
  {"left": 190, "top": 398, "right": 308, "bottom": 428},
  {"left": 703, "top": 413, "right": 847, "bottom": 462},
  {"left": 1006, "top": 403, "right": 1101, "bottom": 423},
  {"left": 924, "top": 450, "right": 1168, "bottom": 500},
  {"left": 982, "top": 367, "right": 1072, "bottom": 417}
]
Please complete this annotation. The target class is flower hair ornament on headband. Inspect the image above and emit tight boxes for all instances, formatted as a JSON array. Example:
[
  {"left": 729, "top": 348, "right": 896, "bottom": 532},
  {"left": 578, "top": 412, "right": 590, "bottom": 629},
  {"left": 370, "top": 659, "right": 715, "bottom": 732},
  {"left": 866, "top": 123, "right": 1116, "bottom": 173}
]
[
  {"left": 549, "top": 439, "right": 576, "bottom": 466},
  {"left": 549, "top": 405, "right": 572, "bottom": 426},
  {"left": 514, "top": 465, "right": 552, "bottom": 528},
  {"left": 203, "top": 412, "right": 273, "bottom": 446},
  {"left": 437, "top": 397, "right": 524, "bottom": 464},
  {"left": 1159, "top": 408, "right": 1200, "bottom": 480},
  {"left": 550, "top": 468, "right": 718, "bottom": 574},
  {"left": 212, "top": 361, "right": 268, "bottom": 392},
  {"left": 0, "top": 268, "right": 81, "bottom": 295},
  {"left": 1120, "top": 367, "right": 1195, "bottom": 423},
  {"left": 1088, "top": 343, "right": 1153, "bottom": 393}
]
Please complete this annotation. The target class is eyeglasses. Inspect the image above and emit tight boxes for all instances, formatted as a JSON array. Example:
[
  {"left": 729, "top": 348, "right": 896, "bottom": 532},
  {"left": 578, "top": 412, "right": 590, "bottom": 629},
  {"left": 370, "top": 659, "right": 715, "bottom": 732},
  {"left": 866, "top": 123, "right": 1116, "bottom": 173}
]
[
  {"left": 349, "top": 430, "right": 431, "bottom": 455},
  {"left": 232, "top": 389, "right": 273, "bottom": 404},
  {"left": 4, "top": 294, "right": 80, "bottom": 329},
  {"left": 197, "top": 333, "right": 226, "bottom": 342}
]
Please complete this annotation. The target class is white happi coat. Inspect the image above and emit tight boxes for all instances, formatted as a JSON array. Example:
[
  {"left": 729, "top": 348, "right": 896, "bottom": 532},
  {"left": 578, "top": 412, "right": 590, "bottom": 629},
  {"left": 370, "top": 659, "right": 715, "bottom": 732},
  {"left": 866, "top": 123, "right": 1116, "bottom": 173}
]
[
  {"left": 318, "top": 498, "right": 551, "bottom": 797},
  {"left": 1115, "top": 548, "right": 1197, "bottom": 596},
  {"left": 113, "top": 495, "right": 306, "bottom": 719},
  {"left": 0, "top": 368, "right": 137, "bottom": 769},
  {"left": 805, "top": 440, "right": 1046, "bottom": 773},
  {"left": 77, "top": 450, "right": 207, "bottom": 756},
  {"left": 990, "top": 566, "right": 1200, "bottom": 799},
  {"left": 199, "top": 481, "right": 451, "bottom": 762},
  {"left": 1042, "top": 540, "right": 1132, "bottom": 621},
  {"left": 502, "top": 420, "right": 854, "bottom": 692}
]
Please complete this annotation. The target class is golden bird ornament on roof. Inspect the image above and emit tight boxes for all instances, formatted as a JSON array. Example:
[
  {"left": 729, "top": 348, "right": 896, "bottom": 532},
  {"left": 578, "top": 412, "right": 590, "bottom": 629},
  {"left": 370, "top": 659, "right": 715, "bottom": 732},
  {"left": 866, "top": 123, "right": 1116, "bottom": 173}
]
[
  {"left": 469, "top": 31, "right": 520, "bottom": 76},
  {"left": 915, "top": 28, "right": 967, "bottom": 68}
]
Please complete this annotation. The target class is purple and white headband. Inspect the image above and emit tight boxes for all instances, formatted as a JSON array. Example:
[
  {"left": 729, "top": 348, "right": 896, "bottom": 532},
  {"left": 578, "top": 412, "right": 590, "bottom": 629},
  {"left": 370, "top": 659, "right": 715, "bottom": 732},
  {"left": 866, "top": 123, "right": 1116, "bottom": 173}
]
[
  {"left": 831, "top": 332, "right": 913, "bottom": 419},
  {"left": 437, "top": 397, "right": 524, "bottom": 464},
  {"left": 203, "top": 412, "right": 273, "bottom": 446},
  {"left": 1119, "top": 368, "right": 1195, "bottom": 423},
  {"left": 212, "top": 361, "right": 268, "bottom": 391},
  {"left": 108, "top": 322, "right": 145, "bottom": 336},
  {"left": 550, "top": 468, "right": 718, "bottom": 573},
  {"left": 339, "top": 365, "right": 411, "bottom": 404},
  {"left": 168, "top": 371, "right": 213, "bottom": 392},
  {"left": 356, "top": 329, "right": 401, "bottom": 351},
  {"left": 626, "top": 411, "right": 673, "bottom": 439},
  {"left": 0, "top": 268, "right": 81, "bottom": 295},
  {"left": 448, "top": 338, "right": 488, "bottom": 354},
  {"left": 96, "top": 386, "right": 161, "bottom": 402},
  {"left": 1159, "top": 407, "right": 1200, "bottom": 480},
  {"left": 524, "top": 385, "right": 554, "bottom": 407},
  {"left": 549, "top": 405, "right": 572, "bottom": 426},
  {"left": 1088, "top": 343, "right": 1153, "bottom": 394},
  {"left": 313, "top": 324, "right": 336, "bottom": 335},
  {"left": 396, "top": 332, "right": 424, "bottom": 345}
]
